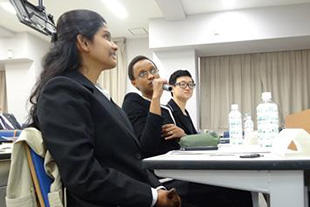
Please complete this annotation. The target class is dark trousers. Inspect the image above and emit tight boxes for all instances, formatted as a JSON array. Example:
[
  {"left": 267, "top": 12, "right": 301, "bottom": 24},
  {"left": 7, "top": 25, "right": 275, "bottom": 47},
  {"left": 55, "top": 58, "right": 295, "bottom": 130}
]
[{"left": 164, "top": 180, "right": 253, "bottom": 207}]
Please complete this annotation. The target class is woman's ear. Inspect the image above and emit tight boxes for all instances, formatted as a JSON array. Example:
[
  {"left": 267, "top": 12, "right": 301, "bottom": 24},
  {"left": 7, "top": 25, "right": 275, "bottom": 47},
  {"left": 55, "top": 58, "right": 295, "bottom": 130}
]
[
  {"left": 131, "top": 80, "right": 140, "bottom": 91},
  {"left": 131, "top": 79, "right": 137, "bottom": 87},
  {"left": 76, "top": 34, "right": 90, "bottom": 52}
]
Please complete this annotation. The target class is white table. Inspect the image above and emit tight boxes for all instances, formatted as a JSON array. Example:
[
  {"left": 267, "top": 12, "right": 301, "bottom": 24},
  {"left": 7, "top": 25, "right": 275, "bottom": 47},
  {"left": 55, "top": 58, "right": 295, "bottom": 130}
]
[{"left": 143, "top": 146, "right": 310, "bottom": 207}]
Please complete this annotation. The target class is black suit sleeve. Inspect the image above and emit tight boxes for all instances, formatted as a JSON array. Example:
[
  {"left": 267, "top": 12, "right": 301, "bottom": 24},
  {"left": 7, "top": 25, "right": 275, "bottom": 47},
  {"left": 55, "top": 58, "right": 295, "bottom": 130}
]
[
  {"left": 122, "top": 93, "right": 179, "bottom": 157},
  {"left": 36, "top": 78, "right": 153, "bottom": 206}
]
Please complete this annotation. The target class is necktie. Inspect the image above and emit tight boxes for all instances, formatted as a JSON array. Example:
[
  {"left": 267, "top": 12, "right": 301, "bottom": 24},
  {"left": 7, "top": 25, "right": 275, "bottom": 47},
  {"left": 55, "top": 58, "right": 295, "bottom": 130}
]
[{"left": 0, "top": 116, "right": 13, "bottom": 130}]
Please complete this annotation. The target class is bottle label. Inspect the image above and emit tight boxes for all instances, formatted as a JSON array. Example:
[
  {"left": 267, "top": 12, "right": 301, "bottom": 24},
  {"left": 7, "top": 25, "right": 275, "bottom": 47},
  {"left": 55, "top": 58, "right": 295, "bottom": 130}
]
[{"left": 257, "top": 102, "right": 279, "bottom": 147}]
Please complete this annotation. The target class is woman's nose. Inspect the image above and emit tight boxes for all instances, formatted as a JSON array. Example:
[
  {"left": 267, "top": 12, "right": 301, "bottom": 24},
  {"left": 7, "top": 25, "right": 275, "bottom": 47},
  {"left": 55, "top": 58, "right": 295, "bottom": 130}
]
[
  {"left": 112, "top": 41, "right": 118, "bottom": 51},
  {"left": 147, "top": 72, "right": 154, "bottom": 80}
]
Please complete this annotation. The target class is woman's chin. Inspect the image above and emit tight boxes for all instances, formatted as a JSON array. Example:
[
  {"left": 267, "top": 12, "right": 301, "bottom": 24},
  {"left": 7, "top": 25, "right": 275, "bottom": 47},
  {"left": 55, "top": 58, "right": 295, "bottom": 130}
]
[{"left": 104, "top": 62, "right": 117, "bottom": 70}]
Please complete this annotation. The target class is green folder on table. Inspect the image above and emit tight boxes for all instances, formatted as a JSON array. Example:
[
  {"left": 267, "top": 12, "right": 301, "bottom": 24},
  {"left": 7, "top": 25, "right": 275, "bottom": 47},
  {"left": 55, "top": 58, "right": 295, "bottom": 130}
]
[{"left": 179, "top": 132, "right": 219, "bottom": 149}]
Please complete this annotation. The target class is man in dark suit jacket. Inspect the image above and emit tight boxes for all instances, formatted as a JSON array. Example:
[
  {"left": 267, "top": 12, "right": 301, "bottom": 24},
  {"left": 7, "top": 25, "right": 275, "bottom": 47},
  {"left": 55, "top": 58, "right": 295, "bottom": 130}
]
[
  {"left": 0, "top": 113, "right": 22, "bottom": 130},
  {"left": 0, "top": 107, "right": 22, "bottom": 130}
]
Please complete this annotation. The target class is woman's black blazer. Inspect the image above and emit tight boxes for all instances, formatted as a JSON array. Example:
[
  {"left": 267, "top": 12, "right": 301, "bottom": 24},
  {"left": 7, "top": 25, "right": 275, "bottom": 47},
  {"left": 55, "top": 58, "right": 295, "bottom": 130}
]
[{"left": 35, "top": 71, "right": 160, "bottom": 207}]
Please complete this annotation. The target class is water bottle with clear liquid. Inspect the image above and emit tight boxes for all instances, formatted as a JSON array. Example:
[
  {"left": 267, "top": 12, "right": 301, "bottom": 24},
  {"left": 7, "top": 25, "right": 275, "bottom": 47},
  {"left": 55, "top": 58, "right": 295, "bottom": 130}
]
[
  {"left": 244, "top": 114, "right": 254, "bottom": 139},
  {"left": 256, "top": 92, "right": 279, "bottom": 147},
  {"left": 229, "top": 104, "right": 243, "bottom": 145}
]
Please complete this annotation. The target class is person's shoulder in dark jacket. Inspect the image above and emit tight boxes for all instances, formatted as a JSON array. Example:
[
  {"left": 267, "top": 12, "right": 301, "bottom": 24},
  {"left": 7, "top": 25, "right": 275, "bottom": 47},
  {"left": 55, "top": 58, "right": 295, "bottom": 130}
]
[{"left": 123, "top": 92, "right": 145, "bottom": 111}]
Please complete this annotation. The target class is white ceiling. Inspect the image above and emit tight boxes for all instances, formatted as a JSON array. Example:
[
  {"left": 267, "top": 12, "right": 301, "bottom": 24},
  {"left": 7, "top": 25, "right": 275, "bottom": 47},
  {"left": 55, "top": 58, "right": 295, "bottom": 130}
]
[
  {"left": 1, "top": 0, "right": 310, "bottom": 41},
  {"left": 181, "top": 0, "right": 310, "bottom": 14},
  {"left": 0, "top": 0, "right": 163, "bottom": 40}
]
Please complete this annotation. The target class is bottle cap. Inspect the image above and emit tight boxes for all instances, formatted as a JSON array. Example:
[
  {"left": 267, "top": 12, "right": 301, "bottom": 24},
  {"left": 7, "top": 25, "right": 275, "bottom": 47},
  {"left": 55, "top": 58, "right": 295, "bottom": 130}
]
[
  {"left": 231, "top": 104, "right": 238, "bottom": 110},
  {"left": 262, "top": 92, "right": 271, "bottom": 101}
]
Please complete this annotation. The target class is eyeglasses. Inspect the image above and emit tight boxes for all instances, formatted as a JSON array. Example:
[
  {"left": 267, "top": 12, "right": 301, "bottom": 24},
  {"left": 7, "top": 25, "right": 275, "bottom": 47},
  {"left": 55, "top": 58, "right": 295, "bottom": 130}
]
[
  {"left": 175, "top": 81, "right": 196, "bottom": 89},
  {"left": 137, "top": 68, "right": 159, "bottom": 78}
]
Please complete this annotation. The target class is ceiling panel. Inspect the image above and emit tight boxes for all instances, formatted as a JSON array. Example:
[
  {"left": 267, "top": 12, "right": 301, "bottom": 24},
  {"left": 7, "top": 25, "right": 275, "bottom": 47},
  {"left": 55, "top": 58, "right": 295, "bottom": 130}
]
[
  {"left": 0, "top": 0, "right": 163, "bottom": 40},
  {"left": 181, "top": 0, "right": 310, "bottom": 15},
  {"left": 1, "top": 0, "right": 310, "bottom": 40}
]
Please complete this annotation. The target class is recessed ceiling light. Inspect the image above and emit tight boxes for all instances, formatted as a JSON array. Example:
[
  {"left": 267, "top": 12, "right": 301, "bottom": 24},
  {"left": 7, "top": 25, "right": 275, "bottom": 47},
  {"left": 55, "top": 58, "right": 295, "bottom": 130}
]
[
  {"left": 0, "top": 2, "right": 16, "bottom": 14},
  {"left": 221, "top": 0, "right": 237, "bottom": 10},
  {"left": 101, "top": 0, "right": 128, "bottom": 19},
  {"left": 128, "top": 27, "right": 148, "bottom": 36}
]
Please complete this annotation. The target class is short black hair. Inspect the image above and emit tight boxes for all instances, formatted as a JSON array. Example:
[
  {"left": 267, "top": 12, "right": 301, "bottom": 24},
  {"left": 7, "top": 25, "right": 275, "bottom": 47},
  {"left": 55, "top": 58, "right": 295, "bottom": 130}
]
[
  {"left": 169, "top": 70, "right": 193, "bottom": 96},
  {"left": 169, "top": 70, "right": 193, "bottom": 86},
  {"left": 128, "top": 55, "right": 157, "bottom": 80}
]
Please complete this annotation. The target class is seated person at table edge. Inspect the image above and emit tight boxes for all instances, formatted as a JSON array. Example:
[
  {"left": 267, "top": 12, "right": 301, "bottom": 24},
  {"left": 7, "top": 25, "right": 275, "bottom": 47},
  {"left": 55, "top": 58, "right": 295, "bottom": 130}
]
[
  {"left": 27, "top": 10, "right": 180, "bottom": 207},
  {"left": 166, "top": 70, "right": 197, "bottom": 135},
  {"left": 0, "top": 107, "right": 22, "bottom": 130},
  {"left": 122, "top": 56, "right": 185, "bottom": 158}
]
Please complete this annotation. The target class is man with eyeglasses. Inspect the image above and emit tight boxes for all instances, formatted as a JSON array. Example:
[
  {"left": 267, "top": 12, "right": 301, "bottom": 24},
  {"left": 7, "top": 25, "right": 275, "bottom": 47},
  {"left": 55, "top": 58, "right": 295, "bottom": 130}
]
[
  {"left": 122, "top": 56, "right": 253, "bottom": 207},
  {"left": 122, "top": 56, "right": 184, "bottom": 158},
  {"left": 165, "top": 70, "right": 197, "bottom": 135}
]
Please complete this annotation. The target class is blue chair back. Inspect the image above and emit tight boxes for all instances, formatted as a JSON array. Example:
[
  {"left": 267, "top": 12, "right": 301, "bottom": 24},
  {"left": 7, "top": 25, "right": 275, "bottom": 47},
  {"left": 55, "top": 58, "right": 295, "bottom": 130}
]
[
  {"left": 0, "top": 130, "right": 21, "bottom": 142},
  {"left": 25, "top": 145, "right": 52, "bottom": 207}
]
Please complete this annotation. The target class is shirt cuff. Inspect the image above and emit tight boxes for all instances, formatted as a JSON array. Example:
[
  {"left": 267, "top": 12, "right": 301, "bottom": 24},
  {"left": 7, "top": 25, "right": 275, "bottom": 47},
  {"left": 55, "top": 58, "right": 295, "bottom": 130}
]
[
  {"left": 151, "top": 187, "right": 158, "bottom": 207},
  {"left": 151, "top": 186, "right": 166, "bottom": 207}
]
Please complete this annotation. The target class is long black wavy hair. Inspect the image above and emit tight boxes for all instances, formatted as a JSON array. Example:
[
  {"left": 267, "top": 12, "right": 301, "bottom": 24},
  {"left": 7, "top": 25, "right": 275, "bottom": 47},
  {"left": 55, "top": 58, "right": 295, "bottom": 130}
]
[{"left": 27, "top": 9, "right": 106, "bottom": 126}]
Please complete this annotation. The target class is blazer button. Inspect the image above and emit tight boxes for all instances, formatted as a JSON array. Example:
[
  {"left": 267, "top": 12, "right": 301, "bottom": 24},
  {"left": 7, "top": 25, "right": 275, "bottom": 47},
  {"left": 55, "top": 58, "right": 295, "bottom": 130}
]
[{"left": 135, "top": 153, "right": 142, "bottom": 160}]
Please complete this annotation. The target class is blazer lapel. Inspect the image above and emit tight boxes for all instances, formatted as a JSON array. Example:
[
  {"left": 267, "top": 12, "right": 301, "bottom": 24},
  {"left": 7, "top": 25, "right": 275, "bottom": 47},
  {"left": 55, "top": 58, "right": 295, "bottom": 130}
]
[
  {"left": 65, "top": 72, "right": 142, "bottom": 149},
  {"left": 168, "top": 99, "right": 191, "bottom": 133},
  {"left": 110, "top": 99, "right": 136, "bottom": 134},
  {"left": 97, "top": 92, "right": 142, "bottom": 149}
]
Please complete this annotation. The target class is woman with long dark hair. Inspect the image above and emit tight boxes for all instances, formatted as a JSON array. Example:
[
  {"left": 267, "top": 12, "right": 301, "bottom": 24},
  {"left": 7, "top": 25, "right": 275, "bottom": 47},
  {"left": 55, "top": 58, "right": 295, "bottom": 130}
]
[{"left": 28, "top": 9, "right": 180, "bottom": 207}]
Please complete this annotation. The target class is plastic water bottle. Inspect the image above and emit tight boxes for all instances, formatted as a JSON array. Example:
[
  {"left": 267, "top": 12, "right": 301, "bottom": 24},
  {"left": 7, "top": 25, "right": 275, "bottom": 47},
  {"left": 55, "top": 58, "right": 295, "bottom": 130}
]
[
  {"left": 256, "top": 92, "right": 279, "bottom": 147},
  {"left": 229, "top": 104, "right": 243, "bottom": 145},
  {"left": 244, "top": 114, "right": 254, "bottom": 139}
]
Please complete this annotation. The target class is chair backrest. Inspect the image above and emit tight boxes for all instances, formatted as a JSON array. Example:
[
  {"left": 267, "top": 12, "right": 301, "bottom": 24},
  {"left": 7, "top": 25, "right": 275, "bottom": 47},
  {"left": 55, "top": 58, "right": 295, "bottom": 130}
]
[
  {"left": 24, "top": 144, "right": 52, "bottom": 207},
  {"left": 285, "top": 109, "right": 310, "bottom": 134},
  {"left": 223, "top": 131, "right": 229, "bottom": 138},
  {"left": 0, "top": 130, "right": 21, "bottom": 142}
]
